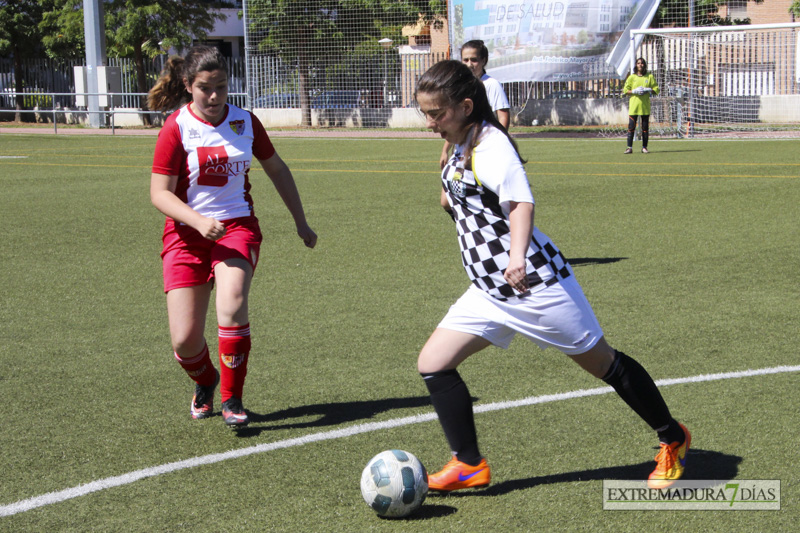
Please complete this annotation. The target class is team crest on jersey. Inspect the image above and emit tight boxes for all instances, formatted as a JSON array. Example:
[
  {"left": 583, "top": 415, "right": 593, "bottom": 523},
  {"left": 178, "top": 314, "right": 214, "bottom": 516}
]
[
  {"left": 229, "top": 119, "right": 245, "bottom": 136},
  {"left": 447, "top": 173, "right": 467, "bottom": 198}
]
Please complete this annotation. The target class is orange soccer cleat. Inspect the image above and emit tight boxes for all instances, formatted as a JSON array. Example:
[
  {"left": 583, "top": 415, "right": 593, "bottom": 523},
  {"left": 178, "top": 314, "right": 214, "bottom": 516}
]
[
  {"left": 428, "top": 457, "right": 491, "bottom": 492},
  {"left": 648, "top": 423, "right": 691, "bottom": 489}
]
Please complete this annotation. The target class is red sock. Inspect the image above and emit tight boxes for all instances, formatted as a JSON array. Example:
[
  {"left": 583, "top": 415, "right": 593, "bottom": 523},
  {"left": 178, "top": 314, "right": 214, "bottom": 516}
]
[
  {"left": 174, "top": 344, "right": 217, "bottom": 386},
  {"left": 218, "top": 324, "right": 251, "bottom": 402}
]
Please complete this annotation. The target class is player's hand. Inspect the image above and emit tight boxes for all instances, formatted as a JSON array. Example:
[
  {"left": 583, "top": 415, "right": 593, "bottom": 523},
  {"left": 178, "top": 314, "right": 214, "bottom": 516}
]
[
  {"left": 504, "top": 258, "right": 529, "bottom": 293},
  {"left": 297, "top": 223, "right": 318, "bottom": 249},
  {"left": 197, "top": 217, "right": 227, "bottom": 241},
  {"left": 439, "top": 151, "right": 449, "bottom": 170}
]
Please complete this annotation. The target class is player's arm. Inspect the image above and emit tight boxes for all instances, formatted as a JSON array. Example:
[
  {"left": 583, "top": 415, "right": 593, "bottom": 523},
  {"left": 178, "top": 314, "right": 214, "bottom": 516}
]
[
  {"left": 440, "top": 140, "right": 453, "bottom": 169},
  {"left": 150, "top": 172, "right": 226, "bottom": 240},
  {"left": 504, "top": 200, "right": 534, "bottom": 293},
  {"left": 440, "top": 188, "right": 456, "bottom": 221},
  {"left": 496, "top": 108, "right": 510, "bottom": 130},
  {"left": 650, "top": 75, "right": 660, "bottom": 96},
  {"left": 258, "top": 152, "right": 317, "bottom": 248},
  {"left": 623, "top": 76, "right": 633, "bottom": 95}
]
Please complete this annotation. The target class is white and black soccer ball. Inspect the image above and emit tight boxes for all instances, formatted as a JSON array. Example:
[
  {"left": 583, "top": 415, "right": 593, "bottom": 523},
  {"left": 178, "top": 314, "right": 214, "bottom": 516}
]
[{"left": 360, "top": 449, "right": 428, "bottom": 518}]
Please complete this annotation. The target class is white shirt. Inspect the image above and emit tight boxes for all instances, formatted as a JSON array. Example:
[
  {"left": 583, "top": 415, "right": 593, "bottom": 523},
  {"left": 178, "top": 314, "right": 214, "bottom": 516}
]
[{"left": 481, "top": 73, "right": 510, "bottom": 113}]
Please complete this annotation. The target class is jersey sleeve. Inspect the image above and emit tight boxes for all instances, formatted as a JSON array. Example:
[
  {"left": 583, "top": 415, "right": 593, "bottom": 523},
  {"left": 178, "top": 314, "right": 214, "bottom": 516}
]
[
  {"left": 472, "top": 130, "right": 534, "bottom": 206},
  {"left": 649, "top": 74, "right": 660, "bottom": 96},
  {"left": 249, "top": 112, "right": 276, "bottom": 160},
  {"left": 483, "top": 76, "right": 510, "bottom": 111},
  {"left": 622, "top": 74, "right": 634, "bottom": 96},
  {"left": 152, "top": 115, "right": 186, "bottom": 176}
]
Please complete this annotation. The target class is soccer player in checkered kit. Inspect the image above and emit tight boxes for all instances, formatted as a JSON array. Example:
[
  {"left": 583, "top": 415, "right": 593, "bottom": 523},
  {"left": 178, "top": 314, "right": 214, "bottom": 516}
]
[
  {"left": 415, "top": 60, "right": 689, "bottom": 491},
  {"left": 148, "top": 46, "right": 317, "bottom": 427}
]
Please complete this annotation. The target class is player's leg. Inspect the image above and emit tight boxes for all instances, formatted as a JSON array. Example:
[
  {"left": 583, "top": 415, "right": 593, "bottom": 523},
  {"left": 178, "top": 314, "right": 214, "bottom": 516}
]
[
  {"left": 419, "top": 328, "right": 493, "bottom": 490},
  {"left": 166, "top": 283, "right": 219, "bottom": 419},
  {"left": 570, "top": 338, "right": 690, "bottom": 487},
  {"left": 625, "top": 115, "right": 638, "bottom": 153},
  {"left": 214, "top": 257, "right": 254, "bottom": 427},
  {"left": 641, "top": 114, "right": 650, "bottom": 152}
]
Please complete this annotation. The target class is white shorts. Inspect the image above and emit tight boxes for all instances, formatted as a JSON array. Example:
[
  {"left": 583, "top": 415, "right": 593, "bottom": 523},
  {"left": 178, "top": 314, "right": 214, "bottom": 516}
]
[{"left": 437, "top": 277, "right": 603, "bottom": 355}]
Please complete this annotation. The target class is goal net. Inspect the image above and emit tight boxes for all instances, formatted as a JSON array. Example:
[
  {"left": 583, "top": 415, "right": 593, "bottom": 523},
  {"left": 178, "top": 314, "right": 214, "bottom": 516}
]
[{"left": 601, "top": 23, "right": 800, "bottom": 139}]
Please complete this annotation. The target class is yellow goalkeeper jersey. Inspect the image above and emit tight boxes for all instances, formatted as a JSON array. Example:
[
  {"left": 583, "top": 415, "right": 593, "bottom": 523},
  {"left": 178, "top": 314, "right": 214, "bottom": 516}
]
[{"left": 623, "top": 73, "right": 660, "bottom": 115}]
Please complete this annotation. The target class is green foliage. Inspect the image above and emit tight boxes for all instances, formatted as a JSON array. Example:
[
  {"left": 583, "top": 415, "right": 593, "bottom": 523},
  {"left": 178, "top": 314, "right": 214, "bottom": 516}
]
[
  {"left": 248, "top": 0, "right": 445, "bottom": 61},
  {"left": 0, "top": 0, "right": 45, "bottom": 58},
  {"left": 39, "top": 0, "right": 85, "bottom": 59},
  {"left": 36, "top": 0, "right": 234, "bottom": 60},
  {"left": 654, "top": 0, "right": 765, "bottom": 27},
  {"left": 103, "top": 0, "right": 231, "bottom": 59},
  {"left": 0, "top": 133, "right": 797, "bottom": 531}
]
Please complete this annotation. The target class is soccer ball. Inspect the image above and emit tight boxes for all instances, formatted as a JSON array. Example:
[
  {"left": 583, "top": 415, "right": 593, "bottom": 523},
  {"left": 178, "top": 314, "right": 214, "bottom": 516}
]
[{"left": 360, "top": 449, "right": 428, "bottom": 518}]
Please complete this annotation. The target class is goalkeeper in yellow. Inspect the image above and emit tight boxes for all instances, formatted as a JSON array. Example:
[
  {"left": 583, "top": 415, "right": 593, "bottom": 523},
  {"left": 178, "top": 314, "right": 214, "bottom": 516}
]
[{"left": 623, "top": 57, "right": 660, "bottom": 154}]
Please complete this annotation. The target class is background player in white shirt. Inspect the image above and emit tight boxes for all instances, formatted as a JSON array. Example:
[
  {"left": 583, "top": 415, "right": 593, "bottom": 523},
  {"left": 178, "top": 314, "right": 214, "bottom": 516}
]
[
  {"left": 415, "top": 60, "right": 689, "bottom": 492},
  {"left": 148, "top": 46, "right": 316, "bottom": 427},
  {"left": 440, "top": 40, "right": 511, "bottom": 169}
]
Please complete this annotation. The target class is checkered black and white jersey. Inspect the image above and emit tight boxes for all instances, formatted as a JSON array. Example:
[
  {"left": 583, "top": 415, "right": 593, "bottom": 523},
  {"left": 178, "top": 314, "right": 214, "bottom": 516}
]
[{"left": 442, "top": 123, "right": 572, "bottom": 301}]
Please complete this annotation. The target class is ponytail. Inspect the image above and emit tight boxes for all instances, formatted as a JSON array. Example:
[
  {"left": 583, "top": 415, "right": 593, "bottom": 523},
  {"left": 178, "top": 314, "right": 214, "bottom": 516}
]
[{"left": 147, "top": 56, "right": 188, "bottom": 112}]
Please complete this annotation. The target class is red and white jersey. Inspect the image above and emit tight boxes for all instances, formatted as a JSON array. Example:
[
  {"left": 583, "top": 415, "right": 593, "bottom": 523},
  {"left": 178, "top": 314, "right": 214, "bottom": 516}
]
[{"left": 152, "top": 103, "right": 275, "bottom": 220}]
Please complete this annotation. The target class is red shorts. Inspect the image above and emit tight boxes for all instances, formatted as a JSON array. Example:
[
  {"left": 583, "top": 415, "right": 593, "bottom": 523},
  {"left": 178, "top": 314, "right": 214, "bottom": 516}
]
[{"left": 161, "top": 216, "right": 262, "bottom": 293}]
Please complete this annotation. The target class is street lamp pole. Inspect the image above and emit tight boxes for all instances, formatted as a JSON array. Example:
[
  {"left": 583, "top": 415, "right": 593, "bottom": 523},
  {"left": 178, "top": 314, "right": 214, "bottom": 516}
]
[{"left": 378, "top": 38, "right": 393, "bottom": 108}]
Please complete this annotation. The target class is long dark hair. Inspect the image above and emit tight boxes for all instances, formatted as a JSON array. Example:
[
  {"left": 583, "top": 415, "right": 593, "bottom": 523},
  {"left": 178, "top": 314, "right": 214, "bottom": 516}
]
[
  {"left": 147, "top": 45, "right": 228, "bottom": 112},
  {"left": 415, "top": 60, "right": 524, "bottom": 164},
  {"left": 635, "top": 57, "right": 648, "bottom": 76}
]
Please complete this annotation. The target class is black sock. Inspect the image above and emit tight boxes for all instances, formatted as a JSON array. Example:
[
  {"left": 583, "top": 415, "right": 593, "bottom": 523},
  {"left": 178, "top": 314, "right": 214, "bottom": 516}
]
[
  {"left": 656, "top": 421, "right": 686, "bottom": 446},
  {"left": 421, "top": 369, "right": 482, "bottom": 466},
  {"left": 602, "top": 351, "right": 677, "bottom": 437}
]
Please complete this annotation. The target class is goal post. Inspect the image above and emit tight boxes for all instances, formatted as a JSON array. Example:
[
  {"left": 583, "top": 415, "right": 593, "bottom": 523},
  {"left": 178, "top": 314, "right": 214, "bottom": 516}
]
[{"left": 614, "top": 23, "right": 800, "bottom": 138}]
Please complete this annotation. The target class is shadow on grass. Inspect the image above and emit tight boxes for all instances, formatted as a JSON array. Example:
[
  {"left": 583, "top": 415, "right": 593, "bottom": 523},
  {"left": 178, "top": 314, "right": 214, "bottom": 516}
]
[
  {"left": 569, "top": 257, "right": 627, "bottom": 267},
  {"left": 378, "top": 504, "right": 458, "bottom": 520},
  {"left": 428, "top": 449, "right": 742, "bottom": 498},
  {"left": 234, "top": 395, "right": 434, "bottom": 436}
]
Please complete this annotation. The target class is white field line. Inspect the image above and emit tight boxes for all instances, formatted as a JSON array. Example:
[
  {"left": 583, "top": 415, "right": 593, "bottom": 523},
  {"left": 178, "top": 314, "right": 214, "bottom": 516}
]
[{"left": 2, "top": 364, "right": 799, "bottom": 518}]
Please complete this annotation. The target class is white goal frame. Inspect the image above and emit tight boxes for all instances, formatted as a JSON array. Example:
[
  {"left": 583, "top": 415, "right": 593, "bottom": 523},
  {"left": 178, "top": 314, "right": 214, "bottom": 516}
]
[{"left": 627, "top": 23, "right": 800, "bottom": 138}]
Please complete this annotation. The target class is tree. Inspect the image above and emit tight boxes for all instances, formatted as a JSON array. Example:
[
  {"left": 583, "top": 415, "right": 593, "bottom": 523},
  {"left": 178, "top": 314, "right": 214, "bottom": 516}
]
[
  {"left": 0, "top": 0, "right": 46, "bottom": 121},
  {"left": 39, "top": 0, "right": 84, "bottom": 59},
  {"left": 246, "top": 0, "right": 446, "bottom": 127},
  {"left": 652, "top": 0, "right": 765, "bottom": 28},
  {"left": 41, "top": 0, "right": 232, "bottom": 116}
]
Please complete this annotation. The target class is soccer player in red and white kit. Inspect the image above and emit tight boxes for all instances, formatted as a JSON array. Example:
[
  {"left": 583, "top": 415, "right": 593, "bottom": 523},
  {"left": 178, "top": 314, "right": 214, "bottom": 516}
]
[
  {"left": 415, "top": 60, "right": 689, "bottom": 491},
  {"left": 148, "top": 46, "right": 317, "bottom": 427}
]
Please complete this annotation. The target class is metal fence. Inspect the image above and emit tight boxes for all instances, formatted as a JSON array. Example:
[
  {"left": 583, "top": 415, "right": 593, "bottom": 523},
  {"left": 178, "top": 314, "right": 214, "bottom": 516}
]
[
  {"left": 1, "top": 54, "right": 627, "bottom": 116},
  {"left": 0, "top": 91, "right": 248, "bottom": 134}
]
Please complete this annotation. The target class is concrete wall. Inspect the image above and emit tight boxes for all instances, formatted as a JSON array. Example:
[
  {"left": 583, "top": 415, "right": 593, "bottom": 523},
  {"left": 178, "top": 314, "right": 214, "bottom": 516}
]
[
  {"left": 759, "top": 95, "right": 800, "bottom": 123},
  {"left": 252, "top": 107, "right": 427, "bottom": 129},
  {"left": 37, "top": 95, "right": 800, "bottom": 128},
  {"left": 514, "top": 98, "right": 629, "bottom": 127}
]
